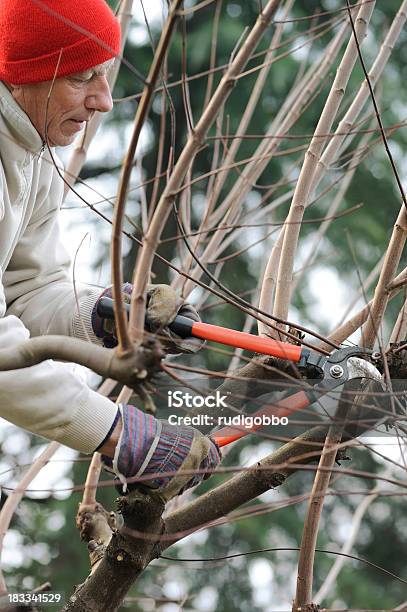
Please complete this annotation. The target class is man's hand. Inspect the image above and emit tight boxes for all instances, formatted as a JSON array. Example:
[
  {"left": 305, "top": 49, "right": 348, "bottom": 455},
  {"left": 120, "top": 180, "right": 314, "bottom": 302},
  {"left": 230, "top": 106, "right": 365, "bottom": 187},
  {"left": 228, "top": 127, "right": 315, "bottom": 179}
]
[
  {"left": 92, "top": 283, "right": 204, "bottom": 353},
  {"left": 100, "top": 404, "right": 221, "bottom": 502}
]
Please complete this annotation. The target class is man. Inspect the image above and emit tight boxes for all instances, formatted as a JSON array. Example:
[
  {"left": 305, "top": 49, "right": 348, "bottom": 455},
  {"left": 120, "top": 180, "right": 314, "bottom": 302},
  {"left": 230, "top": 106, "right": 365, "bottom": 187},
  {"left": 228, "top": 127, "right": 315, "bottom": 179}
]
[{"left": 0, "top": 0, "right": 221, "bottom": 500}]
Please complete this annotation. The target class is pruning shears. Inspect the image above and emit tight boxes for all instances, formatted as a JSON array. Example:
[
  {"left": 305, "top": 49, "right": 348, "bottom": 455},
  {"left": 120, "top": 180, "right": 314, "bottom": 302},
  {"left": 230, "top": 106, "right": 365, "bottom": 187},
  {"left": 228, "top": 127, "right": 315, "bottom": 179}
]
[{"left": 97, "top": 297, "right": 382, "bottom": 448}]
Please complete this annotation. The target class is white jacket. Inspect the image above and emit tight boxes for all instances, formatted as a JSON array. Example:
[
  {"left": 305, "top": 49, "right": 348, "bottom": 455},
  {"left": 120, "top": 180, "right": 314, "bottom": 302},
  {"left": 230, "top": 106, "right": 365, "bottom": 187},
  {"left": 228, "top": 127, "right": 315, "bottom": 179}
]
[{"left": 0, "top": 81, "right": 118, "bottom": 453}]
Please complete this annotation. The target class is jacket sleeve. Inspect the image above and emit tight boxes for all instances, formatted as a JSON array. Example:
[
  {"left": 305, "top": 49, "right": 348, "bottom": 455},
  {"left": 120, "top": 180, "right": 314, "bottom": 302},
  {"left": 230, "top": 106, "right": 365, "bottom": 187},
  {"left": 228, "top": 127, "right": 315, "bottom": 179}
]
[
  {"left": 0, "top": 164, "right": 118, "bottom": 452},
  {"left": 0, "top": 314, "right": 118, "bottom": 452},
  {"left": 4, "top": 165, "right": 101, "bottom": 343}
]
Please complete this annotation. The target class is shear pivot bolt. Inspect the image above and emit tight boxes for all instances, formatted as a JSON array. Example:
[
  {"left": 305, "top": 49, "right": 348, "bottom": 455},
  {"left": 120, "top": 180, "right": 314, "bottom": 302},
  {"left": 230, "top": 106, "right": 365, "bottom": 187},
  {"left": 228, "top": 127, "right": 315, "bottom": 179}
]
[{"left": 330, "top": 365, "right": 344, "bottom": 378}]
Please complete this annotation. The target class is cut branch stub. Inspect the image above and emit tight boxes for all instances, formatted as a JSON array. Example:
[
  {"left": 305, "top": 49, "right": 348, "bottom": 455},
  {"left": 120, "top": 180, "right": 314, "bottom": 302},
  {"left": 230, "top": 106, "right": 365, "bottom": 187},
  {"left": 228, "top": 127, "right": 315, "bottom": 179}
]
[{"left": 64, "top": 490, "right": 165, "bottom": 612}]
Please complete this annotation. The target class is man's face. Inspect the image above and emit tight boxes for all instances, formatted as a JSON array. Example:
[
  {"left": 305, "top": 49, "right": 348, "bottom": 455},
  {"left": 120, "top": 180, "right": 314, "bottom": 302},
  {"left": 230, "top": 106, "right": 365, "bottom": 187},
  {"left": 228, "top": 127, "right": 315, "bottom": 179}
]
[{"left": 9, "top": 60, "right": 114, "bottom": 147}]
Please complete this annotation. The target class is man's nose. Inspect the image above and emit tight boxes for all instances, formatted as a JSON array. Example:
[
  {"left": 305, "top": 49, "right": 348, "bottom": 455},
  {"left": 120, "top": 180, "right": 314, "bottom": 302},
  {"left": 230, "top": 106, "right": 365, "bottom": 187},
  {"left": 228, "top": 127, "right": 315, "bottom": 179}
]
[{"left": 85, "top": 76, "right": 113, "bottom": 113}]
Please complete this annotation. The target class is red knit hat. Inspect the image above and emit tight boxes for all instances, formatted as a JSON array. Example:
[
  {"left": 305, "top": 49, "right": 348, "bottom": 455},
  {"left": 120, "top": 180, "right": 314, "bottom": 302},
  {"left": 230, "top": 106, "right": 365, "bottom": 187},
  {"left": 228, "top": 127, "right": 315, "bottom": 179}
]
[{"left": 0, "top": 0, "right": 121, "bottom": 85}]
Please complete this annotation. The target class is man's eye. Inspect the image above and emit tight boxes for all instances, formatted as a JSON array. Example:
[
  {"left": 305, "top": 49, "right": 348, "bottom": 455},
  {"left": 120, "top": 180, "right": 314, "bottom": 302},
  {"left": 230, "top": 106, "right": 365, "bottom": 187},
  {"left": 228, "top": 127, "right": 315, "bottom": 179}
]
[{"left": 74, "top": 75, "right": 93, "bottom": 83}]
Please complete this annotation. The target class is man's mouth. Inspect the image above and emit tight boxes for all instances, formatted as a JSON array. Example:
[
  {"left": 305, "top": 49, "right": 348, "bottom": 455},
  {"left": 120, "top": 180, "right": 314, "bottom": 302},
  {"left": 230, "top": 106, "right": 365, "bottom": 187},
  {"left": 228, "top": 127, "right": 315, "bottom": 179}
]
[{"left": 69, "top": 119, "right": 86, "bottom": 130}]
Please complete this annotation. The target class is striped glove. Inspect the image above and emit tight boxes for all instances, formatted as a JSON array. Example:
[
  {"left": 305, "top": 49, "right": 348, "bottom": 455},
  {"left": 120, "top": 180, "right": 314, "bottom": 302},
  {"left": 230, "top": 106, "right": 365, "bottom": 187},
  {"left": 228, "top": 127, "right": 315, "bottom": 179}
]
[
  {"left": 92, "top": 283, "right": 203, "bottom": 353},
  {"left": 101, "top": 404, "right": 221, "bottom": 501}
]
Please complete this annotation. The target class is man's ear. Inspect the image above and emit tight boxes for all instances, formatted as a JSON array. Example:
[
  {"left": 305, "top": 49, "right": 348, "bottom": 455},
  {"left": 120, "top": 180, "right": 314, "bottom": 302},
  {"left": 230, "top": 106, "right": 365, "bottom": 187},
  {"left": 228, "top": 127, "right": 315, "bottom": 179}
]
[
  {"left": 3, "top": 82, "right": 26, "bottom": 105},
  {"left": 3, "top": 81, "right": 19, "bottom": 96}
]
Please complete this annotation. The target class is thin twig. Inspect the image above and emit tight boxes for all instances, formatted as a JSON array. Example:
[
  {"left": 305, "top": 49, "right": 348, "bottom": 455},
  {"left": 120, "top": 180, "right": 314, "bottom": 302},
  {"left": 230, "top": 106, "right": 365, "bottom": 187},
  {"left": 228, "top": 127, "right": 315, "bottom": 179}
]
[
  {"left": 63, "top": 0, "right": 134, "bottom": 197},
  {"left": 0, "top": 443, "right": 60, "bottom": 594},
  {"left": 112, "top": 0, "right": 184, "bottom": 353},
  {"left": 293, "top": 384, "right": 356, "bottom": 609}
]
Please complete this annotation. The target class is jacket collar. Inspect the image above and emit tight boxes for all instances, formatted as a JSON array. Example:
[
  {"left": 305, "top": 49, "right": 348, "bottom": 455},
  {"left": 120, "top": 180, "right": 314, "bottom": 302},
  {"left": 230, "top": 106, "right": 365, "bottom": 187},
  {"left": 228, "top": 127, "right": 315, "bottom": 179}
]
[{"left": 0, "top": 81, "right": 44, "bottom": 155}]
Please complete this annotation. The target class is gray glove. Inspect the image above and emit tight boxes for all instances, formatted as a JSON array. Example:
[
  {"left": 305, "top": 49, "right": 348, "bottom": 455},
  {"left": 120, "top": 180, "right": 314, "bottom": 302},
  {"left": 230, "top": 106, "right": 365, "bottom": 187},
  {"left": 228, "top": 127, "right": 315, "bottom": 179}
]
[
  {"left": 145, "top": 284, "right": 204, "bottom": 354},
  {"left": 92, "top": 283, "right": 204, "bottom": 353}
]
